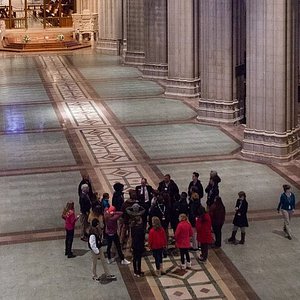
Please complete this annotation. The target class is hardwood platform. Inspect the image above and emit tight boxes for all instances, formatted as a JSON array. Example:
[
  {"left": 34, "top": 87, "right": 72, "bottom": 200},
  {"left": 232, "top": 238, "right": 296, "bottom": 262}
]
[{"left": 1, "top": 38, "right": 91, "bottom": 52}]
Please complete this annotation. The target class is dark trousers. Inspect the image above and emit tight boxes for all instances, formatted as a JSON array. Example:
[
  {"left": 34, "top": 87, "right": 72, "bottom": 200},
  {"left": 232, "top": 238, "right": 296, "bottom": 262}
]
[
  {"left": 65, "top": 229, "right": 74, "bottom": 255},
  {"left": 179, "top": 248, "right": 190, "bottom": 264},
  {"left": 212, "top": 224, "right": 223, "bottom": 247},
  {"left": 106, "top": 234, "right": 124, "bottom": 260},
  {"left": 133, "top": 250, "right": 142, "bottom": 274},
  {"left": 152, "top": 248, "right": 163, "bottom": 270},
  {"left": 201, "top": 243, "right": 208, "bottom": 260}
]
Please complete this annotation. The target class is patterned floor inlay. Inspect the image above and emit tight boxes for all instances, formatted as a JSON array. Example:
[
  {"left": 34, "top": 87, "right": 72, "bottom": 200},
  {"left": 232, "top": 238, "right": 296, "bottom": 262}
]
[
  {"left": 64, "top": 101, "right": 109, "bottom": 127},
  {"left": 79, "top": 128, "right": 135, "bottom": 164},
  {"left": 144, "top": 254, "right": 225, "bottom": 300}
]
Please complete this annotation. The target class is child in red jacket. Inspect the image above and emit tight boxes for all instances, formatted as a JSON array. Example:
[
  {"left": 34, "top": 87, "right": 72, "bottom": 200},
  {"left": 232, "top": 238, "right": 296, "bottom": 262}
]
[
  {"left": 196, "top": 206, "right": 213, "bottom": 262},
  {"left": 174, "top": 214, "right": 193, "bottom": 269},
  {"left": 148, "top": 216, "right": 167, "bottom": 276},
  {"left": 62, "top": 202, "right": 79, "bottom": 258}
]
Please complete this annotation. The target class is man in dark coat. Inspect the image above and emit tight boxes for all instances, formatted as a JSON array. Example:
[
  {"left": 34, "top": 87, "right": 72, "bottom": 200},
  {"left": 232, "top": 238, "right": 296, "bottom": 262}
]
[
  {"left": 112, "top": 182, "right": 125, "bottom": 212},
  {"left": 135, "top": 178, "right": 154, "bottom": 229},
  {"left": 78, "top": 174, "right": 94, "bottom": 200},
  {"left": 157, "top": 174, "right": 180, "bottom": 207},
  {"left": 79, "top": 184, "right": 92, "bottom": 241},
  {"left": 188, "top": 172, "right": 204, "bottom": 199}
]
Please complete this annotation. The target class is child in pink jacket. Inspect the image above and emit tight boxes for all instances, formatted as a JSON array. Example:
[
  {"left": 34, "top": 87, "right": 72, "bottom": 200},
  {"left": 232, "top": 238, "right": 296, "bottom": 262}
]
[{"left": 62, "top": 202, "right": 79, "bottom": 258}]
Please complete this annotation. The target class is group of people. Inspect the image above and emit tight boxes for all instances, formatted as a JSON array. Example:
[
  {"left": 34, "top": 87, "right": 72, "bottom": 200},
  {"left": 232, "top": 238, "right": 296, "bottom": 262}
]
[{"left": 61, "top": 172, "right": 296, "bottom": 283}]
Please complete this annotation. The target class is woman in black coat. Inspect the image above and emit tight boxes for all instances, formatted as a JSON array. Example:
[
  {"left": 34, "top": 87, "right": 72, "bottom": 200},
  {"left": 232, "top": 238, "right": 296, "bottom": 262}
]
[
  {"left": 131, "top": 219, "right": 145, "bottom": 277},
  {"left": 228, "top": 191, "right": 248, "bottom": 244}
]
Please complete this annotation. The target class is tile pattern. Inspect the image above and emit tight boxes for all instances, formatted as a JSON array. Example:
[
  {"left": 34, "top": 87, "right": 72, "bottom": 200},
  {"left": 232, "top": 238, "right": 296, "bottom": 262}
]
[
  {"left": 80, "top": 128, "right": 133, "bottom": 164},
  {"left": 144, "top": 254, "right": 224, "bottom": 300},
  {"left": 65, "top": 101, "right": 108, "bottom": 127}
]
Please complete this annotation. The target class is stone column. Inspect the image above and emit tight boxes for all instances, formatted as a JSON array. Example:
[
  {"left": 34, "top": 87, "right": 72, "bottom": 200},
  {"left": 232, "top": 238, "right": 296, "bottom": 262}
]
[
  {"left": 124, "top": 0, "right": 145, "bottom": 65},
  {"left": 242, "top": 0, "right": 299, "bottom": 161},
  {"left": 77, "top": 0, "right": 98, "bottom": 13},
  {"left": 142, "top": 0, "right": 168, "bottom": 79},
  {"left": 97, "top": 0, "right": 123, "bottom": 55},
  {"left": 121, "top": 0, "right": 127, "bottom": 56},
  {"left": 165, "top": 0, "right": 200, "bottom": 98},
  {"left": 198, "top": 0, "right": 243, "bottom": 123}
]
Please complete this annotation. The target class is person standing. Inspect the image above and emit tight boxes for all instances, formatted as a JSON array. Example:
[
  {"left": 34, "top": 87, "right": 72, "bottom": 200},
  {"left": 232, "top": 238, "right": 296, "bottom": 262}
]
[
  {"left": 174, "top": 214, "right": 193, "bottom": 269},
  {"left": 277, "top": 184, "right": 296, "bottom": 240},
  {"left": 78, "top": 174, "right": 94, "bottom": 200},
  {"left": 104, "top": 206, "right": 131, "bottom": 265},
  {"left": 188, "top": 192, "right": 202, "bottom": 250},
  {"left": 228, "top": 191, "right": 248, "bottom": 244},
  {"left": 158, "top": 174, "right": 180, "bottom": 208},
  {"left": 79, "top": 184, "right": 92, "bottom": 241},
  {"left": 62, "top": 202, "right": 79, "bottom": 258},
  {"left": 188, "top": 172, "right": 204, "bottom": 200},
  {"left": 89, "top": 219, "right": 116, "bottom": 282},
  {"left": 130, "top": 217, "right": 145, "bottom": 277},
  {"left": 196, "top": 206, "right": 213, "bottom": 262},
  {"left": 136, "top": 178, "right": 154, "bottom": 229},
  {"left": 205, "top": 170, "right": 221, "bottom": 208},
  {"left": 209, "top": 196, "right": 226, "bottom": 248},
  {"left": 148, "top": 217, "right": 167, "bottom": 277},
  {"left": 112, "top": 182, "right": 125, "bottom": 212}
]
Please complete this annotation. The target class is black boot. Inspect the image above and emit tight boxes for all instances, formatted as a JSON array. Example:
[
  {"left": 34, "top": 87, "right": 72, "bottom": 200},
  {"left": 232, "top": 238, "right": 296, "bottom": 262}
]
[
  {"left": 228, "top": 231, "right": 237, "bottom": 243},
  {"left": 239, "top": 232, "right": 245, "bottom": 244}
]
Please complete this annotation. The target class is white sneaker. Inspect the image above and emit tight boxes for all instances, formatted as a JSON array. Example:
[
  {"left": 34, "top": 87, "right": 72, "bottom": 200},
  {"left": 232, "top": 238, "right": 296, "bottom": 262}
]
[
  {"left": 121, "top": 259, "right": 131, "bottom": 265},
  {"left": 180, "top": 263, "right": 186, "bottom": 270},
  {"left": 186, "top": 261, "right": 192, "bottom": 269}
]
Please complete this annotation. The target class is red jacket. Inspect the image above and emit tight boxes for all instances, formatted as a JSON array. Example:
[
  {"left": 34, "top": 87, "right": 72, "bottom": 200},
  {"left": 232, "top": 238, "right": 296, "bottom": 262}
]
[
  {"left": 195, "top": 213, "right": 213, "bottom": 244},
  {"left": 148, "top": 227, "right": 167, "bottom": 250},
  {"left": 174, "top": 220, "right": 193, "bottom": 249}
]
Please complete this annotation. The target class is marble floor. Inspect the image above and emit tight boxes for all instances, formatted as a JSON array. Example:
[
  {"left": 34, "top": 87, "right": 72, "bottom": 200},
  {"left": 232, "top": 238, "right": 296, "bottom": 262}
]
[{"left": 0, "top": 49, "right": 300, "bottom": 300}]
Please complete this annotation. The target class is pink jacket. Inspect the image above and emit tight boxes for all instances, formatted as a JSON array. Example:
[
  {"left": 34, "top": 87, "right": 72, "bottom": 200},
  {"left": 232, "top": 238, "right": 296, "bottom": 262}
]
[
  {"left": 174, "top": 220, "right": 193, "bottom": 249},
  {"left": 104, "top": 211, "right": 123, "bottom": 235},
  {"left": 64, "top": 210, "right": 77, "bottom": 230}
]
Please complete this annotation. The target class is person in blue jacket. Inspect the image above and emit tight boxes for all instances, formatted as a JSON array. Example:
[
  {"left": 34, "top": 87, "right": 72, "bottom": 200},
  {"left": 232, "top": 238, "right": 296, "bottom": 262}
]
[{"left": 277, "top": 184, "right": 296, "bottom": 240}]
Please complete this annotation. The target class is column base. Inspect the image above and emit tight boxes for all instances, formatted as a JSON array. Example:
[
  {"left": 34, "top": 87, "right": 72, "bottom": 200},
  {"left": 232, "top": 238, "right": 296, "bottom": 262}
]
[
  {"left": 165, "top": 78, "right": 200, "bottom": 99},
  {"left": 124, "top": 51, "right": 145, "bottom": 65},
  {"left": 142, "top": 63, "right": 168, "bottom": 79},
  {"left": 198, "top": 98, "right": 245, "bottom": 124},
  {"left": 241, "top": 127, "right": 300, "bottom": 162},
  {"left": 96, "top": 39, "right": 121, "bottom": 55}
]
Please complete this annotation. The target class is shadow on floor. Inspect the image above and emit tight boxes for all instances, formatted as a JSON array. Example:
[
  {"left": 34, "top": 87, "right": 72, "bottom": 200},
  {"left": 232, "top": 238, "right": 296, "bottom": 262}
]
[{"left": 73, "top": 248, "right": 89, "bottom": 256}]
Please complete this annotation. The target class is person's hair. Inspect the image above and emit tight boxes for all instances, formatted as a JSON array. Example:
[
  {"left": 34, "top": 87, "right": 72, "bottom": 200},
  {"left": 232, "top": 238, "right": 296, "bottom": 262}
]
[
  {"left": 283, "top": 184, "right": 291, "bottom": 192},
  {"left": 197, "top": 205, "right": 206, "bottom": 217},
  {"left": 164, "top": 174, "right": 171, "bottom": 179},
  {"left": 238, "top": 191, "right": 246, "bottom": 198},
  {"left": 81, "top": 184, "right": 89, "bottom": 192},
  {"left": 191, "top": 192, "right": 199, "bottom": 201},
  {"left": 92, "top": 205, "right": 102, "bottom": 216},
  {"left": 180, "top": 192, "right": 188, "bottom": 199},
  {"left": 152, "top": 216, "right": 162, "bottom": 230},
  {"left": 141, "top": 177, "right": 148, "bottom": 183},
  {"left": 179, "top": 213, "right": 188, "bottom": 221},
  {"left": 102, "top": 192, "right": 109, "bottom": 199},
  {"left": 65, "top": 202, "right": 74, "bottom": 211},
  {"left": 89, "top": 218, "right": 99, "bottom": 235},
  {"left": 193, "top": 172, "right": 199, "bottom": 178}
]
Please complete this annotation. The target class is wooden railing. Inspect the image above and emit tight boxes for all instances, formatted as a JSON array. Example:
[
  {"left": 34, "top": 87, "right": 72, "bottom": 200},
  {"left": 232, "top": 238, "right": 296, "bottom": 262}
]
[{"left": 0, "top": 16, "right": 72, "bottom": 29}]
